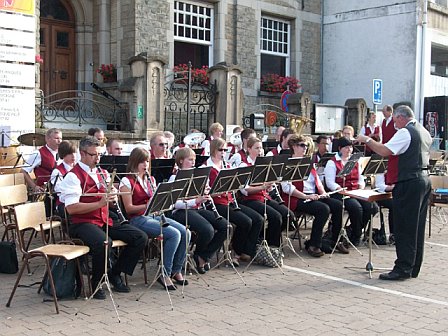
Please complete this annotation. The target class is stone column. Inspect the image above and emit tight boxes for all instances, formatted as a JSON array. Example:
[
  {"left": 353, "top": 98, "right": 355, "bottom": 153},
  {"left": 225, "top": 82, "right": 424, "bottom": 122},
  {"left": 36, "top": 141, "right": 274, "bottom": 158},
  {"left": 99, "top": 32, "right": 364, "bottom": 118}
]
[
  {"left": 145, "top": 57, "right": 167, "bottom": 139},
  {"left": 208, "top": 63, "right": 243, "bottom": 128}
]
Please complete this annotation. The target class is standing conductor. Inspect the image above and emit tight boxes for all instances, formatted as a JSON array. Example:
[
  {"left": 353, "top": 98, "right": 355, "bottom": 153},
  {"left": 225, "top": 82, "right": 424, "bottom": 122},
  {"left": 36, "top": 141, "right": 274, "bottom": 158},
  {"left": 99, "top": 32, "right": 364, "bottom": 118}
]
[{"left": 356, "top": 105, "right": 432, "bottom": 280}]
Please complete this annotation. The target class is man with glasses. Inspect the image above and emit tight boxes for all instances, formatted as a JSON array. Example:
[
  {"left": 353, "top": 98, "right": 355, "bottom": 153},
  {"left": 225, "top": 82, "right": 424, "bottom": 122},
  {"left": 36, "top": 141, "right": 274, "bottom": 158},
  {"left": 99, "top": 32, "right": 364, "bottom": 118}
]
[
  {"left": 149, "top": 131, "right": 169, "bottom": 159},
  {"left": 356, "top": 105, "right": 431, "bottom": 281},
  {"left": 313, "top": 135, "right": 330, "bottom": 163},
  {"left": 58, "top": 136, "right": 147, "bottom": 299}
]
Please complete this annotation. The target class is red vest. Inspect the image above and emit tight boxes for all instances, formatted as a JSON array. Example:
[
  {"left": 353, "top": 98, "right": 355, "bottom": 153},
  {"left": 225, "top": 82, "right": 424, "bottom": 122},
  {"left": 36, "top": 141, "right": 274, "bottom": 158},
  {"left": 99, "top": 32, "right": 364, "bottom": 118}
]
[
  {"left": 281, "top": 180, "right": 304, "bottom": 211},
  {"left": 209, "top": 166, "right": 234, "bottom": 206},
  {"left": 385, "top": 155, "right": 399, "bottom": 185},
  {"left": 269, "top": 148, "right": 279, "bottom": 156},
  {"left": 54, "top": 163, "right": 68, "bottom": 206},
  {"left": 127, "top": 175, "right": 155, "bottom": 218},
  {"left": 69, "top": 164, "right": 112, "bottom": 227},
  {"left": 333, "top": 157, "right": 359, "bottom": 191},
  {"left": 241, "top": 160, "right": 271, "bottom": 202},
  {"left": 382, "top": 119, "right": 397, "bottom": 144},
  {"left": 34, "top": 146, "right": 56, "bottom": 186},
  {"left": 365, "top": 125, "right": 380, "bottom": 141},
  {"left": 238, "top": 149, "right": 249, "bottom": 165}
]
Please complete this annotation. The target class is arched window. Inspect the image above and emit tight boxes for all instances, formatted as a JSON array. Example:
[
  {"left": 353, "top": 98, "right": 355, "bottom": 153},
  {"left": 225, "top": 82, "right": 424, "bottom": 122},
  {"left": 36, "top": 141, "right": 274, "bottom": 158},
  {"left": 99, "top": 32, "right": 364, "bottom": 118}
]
[{"left": 40, "top": 0, "right": 72, "bottom": 22}]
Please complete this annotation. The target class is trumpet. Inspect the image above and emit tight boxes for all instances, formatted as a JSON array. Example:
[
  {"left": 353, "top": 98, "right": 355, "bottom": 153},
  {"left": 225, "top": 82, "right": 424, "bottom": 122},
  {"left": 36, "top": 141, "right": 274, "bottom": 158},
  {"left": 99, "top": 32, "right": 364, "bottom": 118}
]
[{"left": 97, "top": 166, "right": 129, "bottom": 225}]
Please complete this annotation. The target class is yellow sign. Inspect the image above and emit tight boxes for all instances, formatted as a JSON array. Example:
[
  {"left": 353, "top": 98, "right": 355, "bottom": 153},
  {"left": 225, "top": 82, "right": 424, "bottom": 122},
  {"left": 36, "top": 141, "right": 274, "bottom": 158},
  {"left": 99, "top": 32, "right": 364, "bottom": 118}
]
[{"left": 0, "top": 0, "right": 35, "bottom": 15}]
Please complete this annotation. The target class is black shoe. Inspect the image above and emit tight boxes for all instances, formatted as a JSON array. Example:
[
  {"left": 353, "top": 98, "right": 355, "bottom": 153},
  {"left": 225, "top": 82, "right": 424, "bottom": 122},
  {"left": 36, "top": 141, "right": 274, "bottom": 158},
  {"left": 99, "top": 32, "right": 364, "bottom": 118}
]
[
  {"left": 193, "top": 255, "right": 206, "bottom": 274},
  {"left": 171, "top": 275, "right": 189, "bottom": 286},
  {"left": 204, "top": 262, "right": 211, "bottom": 272},
  {"left": 157, "top": 276, "right": 176, "bottom": 290},
  {"left": 92, "top": 288, "right": 106, "bottom": 300},
  {"left": 379, "top": 271, "right": 411, "bottom": 281},
  {"left": 108, "top": 273, "right": 131, "bottom": 293}
]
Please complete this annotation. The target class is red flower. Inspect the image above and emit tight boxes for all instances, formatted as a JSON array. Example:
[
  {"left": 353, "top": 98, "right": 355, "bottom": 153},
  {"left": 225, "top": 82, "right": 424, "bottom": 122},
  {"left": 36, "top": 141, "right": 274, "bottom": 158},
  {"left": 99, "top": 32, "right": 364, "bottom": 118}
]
[{"left": 260, "top": 73, "right": 301, "bottom": 93}]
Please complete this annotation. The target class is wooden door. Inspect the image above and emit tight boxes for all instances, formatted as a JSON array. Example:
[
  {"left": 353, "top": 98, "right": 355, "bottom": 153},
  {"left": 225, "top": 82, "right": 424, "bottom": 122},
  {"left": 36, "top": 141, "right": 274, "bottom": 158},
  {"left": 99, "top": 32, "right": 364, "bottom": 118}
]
[{"left": 39, "top": 19, "right": 75, "bottom": 96}]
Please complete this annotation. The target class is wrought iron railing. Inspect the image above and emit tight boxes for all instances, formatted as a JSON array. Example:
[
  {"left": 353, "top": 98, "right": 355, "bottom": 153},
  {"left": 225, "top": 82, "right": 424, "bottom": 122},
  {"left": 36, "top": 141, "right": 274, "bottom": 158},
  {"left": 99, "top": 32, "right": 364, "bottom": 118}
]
[{"left": 35, "top": 89, "right": 130, "bottom": 131}]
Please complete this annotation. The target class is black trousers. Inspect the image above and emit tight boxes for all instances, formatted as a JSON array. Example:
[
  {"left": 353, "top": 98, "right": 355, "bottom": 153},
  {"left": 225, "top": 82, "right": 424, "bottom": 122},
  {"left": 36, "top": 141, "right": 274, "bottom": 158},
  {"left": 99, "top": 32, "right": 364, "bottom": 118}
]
[
  {"left": 240, "top": 199, "right": 290, "bottom": 247},
  {"left": 171, "top": 208, "right": 227, "bottom": 261},
  {"left": 377, "top": 198, "right": 394, "bottom": 234},
  {"left": 392, "top": 176, "right": 431, "bottom": 276},
  {"left": 215, "top": 204, "right": 263, "bottom": 257},
  {"left": 69, "top": 222, "right": 147, "bottom": 285},
  {"left": 296, "top": 197, "right": 343, "bottom": 247},
  {"left": 331, "top": 193, "right": 378, "bottom": 239}
]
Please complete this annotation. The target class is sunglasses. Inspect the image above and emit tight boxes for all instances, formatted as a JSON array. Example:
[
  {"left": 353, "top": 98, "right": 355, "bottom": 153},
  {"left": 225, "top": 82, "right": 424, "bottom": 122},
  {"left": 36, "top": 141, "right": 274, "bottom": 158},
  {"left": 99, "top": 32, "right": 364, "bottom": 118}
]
[
  {"left": 158, "top": 143, "right": 168, "bottom": 147},
  {"left": 217, "top": 148, "right": 226, "bottom": 152},
  {"left": 297, "top": 143, "right": 308, "bottom": 148}
]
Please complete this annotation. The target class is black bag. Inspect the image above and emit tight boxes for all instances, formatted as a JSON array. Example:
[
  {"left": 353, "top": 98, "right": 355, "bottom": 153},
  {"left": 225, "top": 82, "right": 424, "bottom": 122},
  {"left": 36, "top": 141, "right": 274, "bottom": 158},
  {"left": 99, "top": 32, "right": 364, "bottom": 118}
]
[
  {"left": 0, "top": 241, "right": 19, "bottom": 274},
  {"left": 43, "top": 257, "right": 81, "bottom": 299}
]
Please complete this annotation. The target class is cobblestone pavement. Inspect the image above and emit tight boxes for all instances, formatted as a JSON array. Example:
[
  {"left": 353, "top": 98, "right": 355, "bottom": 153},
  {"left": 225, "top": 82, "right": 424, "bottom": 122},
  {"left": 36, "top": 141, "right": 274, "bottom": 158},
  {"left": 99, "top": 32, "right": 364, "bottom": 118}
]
[{"left": 1, "top": 214, "right": 448, "bottom": 335}]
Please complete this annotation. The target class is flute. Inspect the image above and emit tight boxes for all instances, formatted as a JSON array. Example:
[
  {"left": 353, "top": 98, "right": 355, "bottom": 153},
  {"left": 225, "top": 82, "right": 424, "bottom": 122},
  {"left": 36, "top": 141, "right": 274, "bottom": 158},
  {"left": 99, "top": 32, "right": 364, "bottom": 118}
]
[{"left": 303, "top": 188, "right": 346, "bottom": 203}]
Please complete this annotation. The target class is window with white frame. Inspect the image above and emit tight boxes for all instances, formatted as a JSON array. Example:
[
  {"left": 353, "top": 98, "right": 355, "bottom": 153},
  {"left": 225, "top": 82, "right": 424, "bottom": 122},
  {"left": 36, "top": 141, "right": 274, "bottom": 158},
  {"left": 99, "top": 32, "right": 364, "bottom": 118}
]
[
  {"left": 260, "top": 16, "right": 290, "bottom": 77},
  {"left": 174, "top": 1, "right": 213, "bottom": 68}
]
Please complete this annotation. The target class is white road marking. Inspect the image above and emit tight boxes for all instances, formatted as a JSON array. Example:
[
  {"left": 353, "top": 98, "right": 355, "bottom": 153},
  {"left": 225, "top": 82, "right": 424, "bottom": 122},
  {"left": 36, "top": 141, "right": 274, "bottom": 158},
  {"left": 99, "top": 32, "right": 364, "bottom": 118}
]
[
  {"left": 283, "top": 264, "right": 448, "bottom": 307},
  {"left": 426, "top": 241, "right": 448, "bottom": 248}
]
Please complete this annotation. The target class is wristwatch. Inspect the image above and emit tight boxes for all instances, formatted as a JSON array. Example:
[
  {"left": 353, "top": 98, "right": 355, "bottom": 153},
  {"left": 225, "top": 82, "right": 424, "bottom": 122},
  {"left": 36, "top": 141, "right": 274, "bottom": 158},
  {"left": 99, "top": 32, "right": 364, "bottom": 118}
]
[{"left": 365, "top": 138, "right": 372, "bottom": 144}]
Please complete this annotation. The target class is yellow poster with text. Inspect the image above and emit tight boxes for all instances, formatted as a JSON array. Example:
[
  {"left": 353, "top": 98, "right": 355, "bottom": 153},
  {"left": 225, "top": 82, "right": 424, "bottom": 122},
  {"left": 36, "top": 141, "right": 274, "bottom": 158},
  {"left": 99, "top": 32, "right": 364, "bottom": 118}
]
[{"left": 0, "top": 0, "right": 35, "bottom": 15}]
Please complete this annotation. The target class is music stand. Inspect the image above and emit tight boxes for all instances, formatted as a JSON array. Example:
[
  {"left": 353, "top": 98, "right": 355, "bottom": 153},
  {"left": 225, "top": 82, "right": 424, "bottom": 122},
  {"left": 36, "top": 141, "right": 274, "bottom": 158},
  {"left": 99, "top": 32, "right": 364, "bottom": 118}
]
[
  {"left": 279, "top": 157, "right": 312, "bottom": 263},
  {"left": 137, "top": 179, "right": 187, "bottom": 309},
  {"left": 353, "top": 144, "right": 366, "bottom": 155},
  {"left": 151, "top": 158, "right": 175, "bottom": 184},
  {"left": 195, "top": 155, "right": 209, "bottom": 168},
  {"left": 175, "top": 167, "right": 212, "bottom": 293},
  {"left": 210, "top": 166, "right": 254, "bottom": 285},
  {"left": 100, "top": 156, "right": 129, "bottom": 183},
  {"left": 317, "top": 153, "right": 336, "bottom": 168},
  {"left": 330, "top": 152, "right": 364, "bottom": 257},
  {"left": 243, "top": 156, "right": 285, "bottom": 273}
]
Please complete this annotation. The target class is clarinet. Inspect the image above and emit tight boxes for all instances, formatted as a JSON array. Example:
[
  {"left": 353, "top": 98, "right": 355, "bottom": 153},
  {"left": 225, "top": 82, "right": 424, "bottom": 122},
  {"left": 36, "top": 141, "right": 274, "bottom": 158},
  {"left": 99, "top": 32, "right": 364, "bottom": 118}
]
[
  {"left": 97, "top": 166, "right": 129, "bottom": 225},
  {"left": 223, "top": 157, "right": 241, "bottom": 211}
]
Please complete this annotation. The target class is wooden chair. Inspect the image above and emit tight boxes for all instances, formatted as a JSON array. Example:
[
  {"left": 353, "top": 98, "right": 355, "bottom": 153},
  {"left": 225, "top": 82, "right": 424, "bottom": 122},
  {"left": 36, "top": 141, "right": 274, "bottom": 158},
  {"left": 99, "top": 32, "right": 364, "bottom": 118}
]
[
  {"left": 0, "top": 172, "right": 25, "bottom": 187},
  {"left": 428, "top": 175, "right": 448, "bottom": 237},
  {"left": 0, "top": 184, "right": 29, "bottom": 240},
  {"left": 6, "top": 202, "right": 90, "bottom": 314}
]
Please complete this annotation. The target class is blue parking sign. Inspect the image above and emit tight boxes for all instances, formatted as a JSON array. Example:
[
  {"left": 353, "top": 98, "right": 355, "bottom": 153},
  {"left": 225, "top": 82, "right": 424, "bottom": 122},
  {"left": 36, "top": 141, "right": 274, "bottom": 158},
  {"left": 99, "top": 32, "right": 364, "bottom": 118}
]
[{"left": 373, "top": 79, "right": 382, "bottom": 105}]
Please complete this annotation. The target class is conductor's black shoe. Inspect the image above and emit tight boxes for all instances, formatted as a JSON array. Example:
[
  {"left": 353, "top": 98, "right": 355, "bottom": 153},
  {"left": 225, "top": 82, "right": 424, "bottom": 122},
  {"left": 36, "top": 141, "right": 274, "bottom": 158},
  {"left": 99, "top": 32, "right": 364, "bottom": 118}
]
[
  {"left": 379, "top": 271, "right": 411, "bottom": 281},
  {"left": 93, "top": 288, "right": 106, "bottom": 300},
  {"left": 109, "top": 273, "right": 131, "bottom": 293}
]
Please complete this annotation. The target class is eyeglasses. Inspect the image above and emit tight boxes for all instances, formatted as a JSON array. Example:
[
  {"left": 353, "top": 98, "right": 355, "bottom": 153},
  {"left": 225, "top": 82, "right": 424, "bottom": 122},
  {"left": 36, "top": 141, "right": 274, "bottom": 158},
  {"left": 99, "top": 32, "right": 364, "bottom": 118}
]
[
  {"left": 297, "top": 143, "right": 308, "bottom": 148},
  {"left": 217, "top": 148, "right": 226, "bottom": 152},
  {"left": 83, "top": 151, "right": 101, "bottom": 157},
  {"left": 158, "top": 143, "right": 168, "bottom": 147}
]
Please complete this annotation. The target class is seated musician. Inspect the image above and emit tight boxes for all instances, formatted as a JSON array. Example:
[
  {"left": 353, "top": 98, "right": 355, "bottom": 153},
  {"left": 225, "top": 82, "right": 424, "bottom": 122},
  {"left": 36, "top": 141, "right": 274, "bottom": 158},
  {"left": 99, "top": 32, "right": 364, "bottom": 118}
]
[
  {"left": 88, "top": 127, "right": 107, "bottom": 155},
  {"left": 50, "top": 140, "right": 77, "bottom": 216},
  {"left": 324, "top": 137, "right": 378, "bottom": 246},
  {"left": 265, "top": 128, "right": 294, "bottom": 156},
  {"left": 22, "top": 128, "right": 62, "bottom": 194},
  {"left": 58, "top": 136, "right": 147, "bottom": 300},
  {"left": 105, "top": 138, "right": 123, "bottom": 156},
  {"left": 360, "top": 112, "right": 381, "bottom": 156},
  {"left": 119, "top": 147, "right": 189, "bottom": 290},
  {"left": 149, "top": 131, "right": 169, "bottom": 159},
  {"left": 226, "top": 126, "right": 243, "bottom": 157},
  {"left": 312, "top": 135, "right": 331, "bottom": 182},
  {"left": 203, "top": 138, "right": 263, "bottom": 266},
  {"left": 163, "top": 131, "right": 175, "bottom": 158},
  {"left": 271, "top": 126, "right": 285, "bottom": 155},
  {"left": 168, "top": 147, "right": 227, "bottom": 273},
  {"left": 239, "top": 137, "right": 293, "bottom": 249},
  {"left": 374, "top": 172, "right": 395, "bottom": 244},
  {"left": 228, "top": 127, "right": 256, "bottom": 168},
  {"left": 281, "top": 135, "right": 348, "bottom": 257},
  {"left": 201, "top": 122, "right": 224, "bottom": 156}
]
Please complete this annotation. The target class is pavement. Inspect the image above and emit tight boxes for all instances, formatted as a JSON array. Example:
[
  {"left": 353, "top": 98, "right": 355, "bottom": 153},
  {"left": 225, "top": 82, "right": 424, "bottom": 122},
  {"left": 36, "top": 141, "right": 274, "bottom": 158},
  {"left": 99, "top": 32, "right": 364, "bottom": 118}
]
[{"left": 1, "top": 213, "right": 448, "bottom": 335}]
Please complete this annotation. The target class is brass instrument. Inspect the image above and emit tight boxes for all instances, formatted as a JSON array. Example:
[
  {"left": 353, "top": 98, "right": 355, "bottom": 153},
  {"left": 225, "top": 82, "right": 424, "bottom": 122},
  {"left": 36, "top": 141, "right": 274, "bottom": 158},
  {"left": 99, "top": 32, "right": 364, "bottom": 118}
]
[{"left": 285, "top": 114, "right": 314, "bottom": 135}]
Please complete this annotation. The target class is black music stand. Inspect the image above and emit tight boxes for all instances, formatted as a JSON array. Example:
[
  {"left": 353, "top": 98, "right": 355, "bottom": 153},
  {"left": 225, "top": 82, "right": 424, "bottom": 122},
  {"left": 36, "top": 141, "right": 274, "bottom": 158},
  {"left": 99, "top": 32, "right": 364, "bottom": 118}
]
[
  {"left": 209, "top": 166, "right": 254, "bottom": 285},
  {"left": 279, "top": 157, "right": 313, "bottom": 263},
  {"left": 353, "top": 144, "right": 366, "bottom": 155},
  {"left": 195, "top": 155, "right": 209, "bottom": 168},
  {"left": 317, "top": 152, "right": 336, "bottom": 168},
  {"left": 243, "top": 156, "right": 285, "bottom": 273},
  {"left": 136, "top": 179, "right": 187, "bottom": 309},
  {"left": 330, "top": 152, "right": 364, "bottom": 257},
  {"left": 100, "top": 156, "right": 129, "bottom": 182},
  {"left": 151, "top": 158, "right": 175, "bottom": 184},
  {"left": 175, "top": 167, "right": 212, "bottom": 293}
]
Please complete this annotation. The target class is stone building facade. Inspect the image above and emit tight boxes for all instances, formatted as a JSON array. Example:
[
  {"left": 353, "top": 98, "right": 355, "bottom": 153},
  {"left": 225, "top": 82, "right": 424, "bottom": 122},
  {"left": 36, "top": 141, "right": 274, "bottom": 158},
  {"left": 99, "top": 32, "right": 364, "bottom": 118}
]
[{"left": 36, "top": 0, "right": 322, "bottom": 140}]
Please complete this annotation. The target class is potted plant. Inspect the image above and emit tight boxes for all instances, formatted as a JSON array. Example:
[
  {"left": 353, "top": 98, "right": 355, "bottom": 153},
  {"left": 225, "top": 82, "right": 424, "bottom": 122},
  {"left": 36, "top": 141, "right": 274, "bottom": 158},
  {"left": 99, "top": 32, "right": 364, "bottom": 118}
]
[
  {"left": 173, "top": 64, "right": 209, "bottom": 85},
  {"left": 97, "top": 64, "right": 117, "bottom": 83},
  {"left": 260, "top": 73, "right": 301, "bottom": 93}
]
